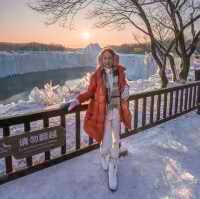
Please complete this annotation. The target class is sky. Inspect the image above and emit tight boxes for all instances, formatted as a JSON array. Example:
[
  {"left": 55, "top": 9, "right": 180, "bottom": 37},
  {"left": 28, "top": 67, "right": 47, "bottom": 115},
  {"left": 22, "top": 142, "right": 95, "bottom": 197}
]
[{"left": 0, "top": 0, "right": 142, "bottom": 48}]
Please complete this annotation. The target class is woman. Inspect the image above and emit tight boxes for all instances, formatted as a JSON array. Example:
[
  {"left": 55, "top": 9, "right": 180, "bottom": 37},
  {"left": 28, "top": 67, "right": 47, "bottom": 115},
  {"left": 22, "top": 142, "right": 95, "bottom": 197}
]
[{"left": 67, "top": 48, "right": 132, "bottom": 191}]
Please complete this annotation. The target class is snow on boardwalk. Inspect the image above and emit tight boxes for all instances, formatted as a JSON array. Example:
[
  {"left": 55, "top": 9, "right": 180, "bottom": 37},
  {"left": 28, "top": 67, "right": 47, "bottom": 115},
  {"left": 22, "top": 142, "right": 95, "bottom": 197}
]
[{"left": 0, "top": 111, "right": 200, "bottom": 199}]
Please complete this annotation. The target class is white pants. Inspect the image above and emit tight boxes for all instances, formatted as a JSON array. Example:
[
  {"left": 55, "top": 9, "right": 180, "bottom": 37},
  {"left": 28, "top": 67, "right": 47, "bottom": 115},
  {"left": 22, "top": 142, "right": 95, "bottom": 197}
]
[{"left": 99, "top": 108, "right": 121, "bottom": 160}]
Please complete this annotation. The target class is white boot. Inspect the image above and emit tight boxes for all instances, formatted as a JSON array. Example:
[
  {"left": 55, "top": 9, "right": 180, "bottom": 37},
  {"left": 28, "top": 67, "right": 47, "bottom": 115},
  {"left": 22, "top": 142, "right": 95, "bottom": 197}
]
[
  {"left": 100, "top": 154, "right": 110, "bottom": 171},
  {"left": 108, "top": 157, "right": 118, "bottom": 191}
]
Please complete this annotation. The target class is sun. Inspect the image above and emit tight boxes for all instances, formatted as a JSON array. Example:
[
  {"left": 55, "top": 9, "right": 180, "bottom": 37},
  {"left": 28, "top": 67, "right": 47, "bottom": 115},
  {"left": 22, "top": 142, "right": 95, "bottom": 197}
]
[{"left": 81, "top": 32, "right": 91, "bottom": 40}]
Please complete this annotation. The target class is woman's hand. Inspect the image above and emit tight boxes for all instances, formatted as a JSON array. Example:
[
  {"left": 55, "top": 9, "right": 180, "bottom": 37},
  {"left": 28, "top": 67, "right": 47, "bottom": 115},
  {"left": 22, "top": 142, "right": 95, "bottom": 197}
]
[
  {"left": 68, "top": 98, "right": 80, "bottom": 111},
  {"left": 121, "top": 85, "right": 129, "bottom": 101},
  {"left": 60, "top": 98, "right": 80, "bottom": 111}
]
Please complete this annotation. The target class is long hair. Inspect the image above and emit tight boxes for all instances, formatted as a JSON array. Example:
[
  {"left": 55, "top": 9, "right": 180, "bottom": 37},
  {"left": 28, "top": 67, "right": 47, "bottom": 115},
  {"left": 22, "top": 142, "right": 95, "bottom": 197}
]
[{"left": 96, "top": 47, "right": 119, "bottom": 69}]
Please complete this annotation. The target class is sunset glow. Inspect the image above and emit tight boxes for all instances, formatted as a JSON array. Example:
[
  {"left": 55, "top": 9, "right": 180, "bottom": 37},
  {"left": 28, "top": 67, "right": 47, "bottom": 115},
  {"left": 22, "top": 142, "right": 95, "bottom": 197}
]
[{"left": 80, "top": 32, "right": 91, "bottom": 40}]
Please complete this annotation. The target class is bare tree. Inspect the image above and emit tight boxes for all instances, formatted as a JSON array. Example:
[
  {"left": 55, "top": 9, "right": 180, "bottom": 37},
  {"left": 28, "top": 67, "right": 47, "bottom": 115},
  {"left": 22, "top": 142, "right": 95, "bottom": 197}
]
[
  {"left": 160, "top": 0, "right": 200, "bottom": 82},
  {"left": 146, "top": 6, "right": 178, "bottom": 81}
]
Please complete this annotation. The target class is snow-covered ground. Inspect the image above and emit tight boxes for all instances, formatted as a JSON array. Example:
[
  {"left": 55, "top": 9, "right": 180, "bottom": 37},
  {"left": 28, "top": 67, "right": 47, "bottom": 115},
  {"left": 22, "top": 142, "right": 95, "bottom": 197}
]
[{"left": 0, "top": 110, "right": 199, "bottom": 199}]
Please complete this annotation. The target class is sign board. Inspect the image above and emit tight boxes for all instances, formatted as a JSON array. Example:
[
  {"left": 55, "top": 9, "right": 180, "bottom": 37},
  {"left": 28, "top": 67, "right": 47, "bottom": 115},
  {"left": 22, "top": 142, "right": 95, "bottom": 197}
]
[{"left": 0, "top": 126, "right": 66, "bottom": 159}]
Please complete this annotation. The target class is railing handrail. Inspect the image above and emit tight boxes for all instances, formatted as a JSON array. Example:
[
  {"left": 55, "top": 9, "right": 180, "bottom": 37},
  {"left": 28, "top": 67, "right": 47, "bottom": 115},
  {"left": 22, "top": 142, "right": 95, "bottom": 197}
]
[{"left": 1, "top": 80, "right": 200, "bottom": 127}]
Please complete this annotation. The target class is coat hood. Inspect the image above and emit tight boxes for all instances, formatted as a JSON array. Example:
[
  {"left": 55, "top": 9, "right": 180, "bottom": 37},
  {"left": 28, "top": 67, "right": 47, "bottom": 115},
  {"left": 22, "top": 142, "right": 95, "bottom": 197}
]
[{"left": 96, "top": 48, "right": 120, "bottom": 70}]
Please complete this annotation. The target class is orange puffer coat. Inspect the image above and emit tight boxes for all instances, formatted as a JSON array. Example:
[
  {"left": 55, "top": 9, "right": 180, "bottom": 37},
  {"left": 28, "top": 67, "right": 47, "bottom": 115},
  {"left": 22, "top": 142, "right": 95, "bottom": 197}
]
[{"left": 77, "top": 64, "right": 132, "bottom": 144}]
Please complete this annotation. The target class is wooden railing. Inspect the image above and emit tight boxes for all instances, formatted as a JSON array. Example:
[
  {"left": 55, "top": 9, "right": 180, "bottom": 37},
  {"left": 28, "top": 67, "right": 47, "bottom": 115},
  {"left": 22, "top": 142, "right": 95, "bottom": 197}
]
[{"left": 0, "top": 80, "right": 200, "bottom": 185}]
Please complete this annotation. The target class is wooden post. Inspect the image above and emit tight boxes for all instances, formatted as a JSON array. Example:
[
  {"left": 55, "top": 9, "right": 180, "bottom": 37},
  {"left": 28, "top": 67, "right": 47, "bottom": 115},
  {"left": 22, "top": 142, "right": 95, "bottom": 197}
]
[
  {"left": 43, "top": 117, "right": 50, "bottom": 161},
  {"left": 75, "top": 111, "right": 81, "bottom": 149},
  {"left": 195, "top": 70, "right": 200, "bottom": 114},
  {"left": 24, "top": 121, "right": 32, "bottom": 167},
  {"left": 3, "top": 126, "right": 13, "bottom": 173}
]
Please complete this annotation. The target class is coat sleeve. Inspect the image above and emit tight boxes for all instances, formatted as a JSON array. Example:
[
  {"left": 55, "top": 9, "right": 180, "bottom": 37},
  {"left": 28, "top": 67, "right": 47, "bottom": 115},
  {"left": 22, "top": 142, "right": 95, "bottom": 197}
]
[{"left": 76, "top": 72, "right": 97, "bottom": 104}]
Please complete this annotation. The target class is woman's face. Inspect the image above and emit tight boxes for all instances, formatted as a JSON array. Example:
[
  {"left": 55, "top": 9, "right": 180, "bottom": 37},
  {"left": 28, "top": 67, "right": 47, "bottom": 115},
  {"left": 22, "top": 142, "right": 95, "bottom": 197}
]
[{"left": 102, "top": 51, "right": 114, "bottom": 69}]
